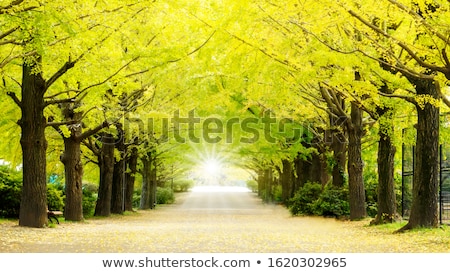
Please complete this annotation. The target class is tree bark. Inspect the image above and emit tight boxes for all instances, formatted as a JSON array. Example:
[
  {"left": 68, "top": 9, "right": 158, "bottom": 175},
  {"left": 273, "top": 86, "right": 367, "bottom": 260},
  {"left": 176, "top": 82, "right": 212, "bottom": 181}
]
[
  {"left": 310, "top": 151, "right": 329, "bottom": 186},
  {"left": 18, "top": 60, "right": 48, "bottom": 227},
  {"left": 347, "top": 102, "right": 367, "bottom": 220},
  {"left": 111, "top": 124, "right": 125, "bottom": 214},
  {"left": 330, "top": 119, "right": 347, "bottom": 188},
  {"left": 94, "top": 134, "right": 115, "bottom": 216},
  {"left": 372, "top": 109, "right": 397, "bottom": 225},
  {"left": 292, "top": 154, "right": 309, "bottom": 196},
  {"left": 399, "top": 78, "right": 439, "bottom": 231},
  {"left": 61, "top": 135, "right": 83, "bottom": 221},
  {"left": 280, "top": 159, "right": 293, "bottom": 203},
  {"left": 263, "top": 168, "right": 273, "bottom": 203},
  {"left": 257, "top": 168, "right": 265, "bottom": 198},
  {"left": 149, "top": 158, "right": 157, "bottom": 208},
  {"left": 111, "top": 157, "right": 125, "bottom": 214},
  {"left": 124, "top": 146, "right": 138, "bottom": 211},
  {"left": 140, "top": 152, "right": 153, "bottom": 209},
  {"left": 374, "top": 125, "right": 397, "bottom": 224}
]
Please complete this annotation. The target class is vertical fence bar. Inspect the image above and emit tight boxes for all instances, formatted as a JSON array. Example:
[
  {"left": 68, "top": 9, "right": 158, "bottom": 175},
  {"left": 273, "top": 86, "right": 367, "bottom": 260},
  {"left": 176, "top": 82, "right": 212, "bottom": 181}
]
[
  {"left": 440, "top": 144, "right": 443, "bottom": 225},
  {"left": 402, "top": 143, "right": 406, "bottom": 218}
]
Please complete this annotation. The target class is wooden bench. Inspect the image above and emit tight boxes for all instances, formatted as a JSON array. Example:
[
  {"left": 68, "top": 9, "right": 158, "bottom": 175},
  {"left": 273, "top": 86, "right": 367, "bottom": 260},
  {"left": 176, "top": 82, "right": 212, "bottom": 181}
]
[{"left": 47, "top": 209, "right": 63, "bottom": 224}]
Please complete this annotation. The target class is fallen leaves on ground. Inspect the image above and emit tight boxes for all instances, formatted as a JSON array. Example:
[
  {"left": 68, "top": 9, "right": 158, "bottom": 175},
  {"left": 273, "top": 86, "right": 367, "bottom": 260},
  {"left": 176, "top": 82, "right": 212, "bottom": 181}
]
[{"left": 1, "top": 200, "right": 449, "bottom": 253}]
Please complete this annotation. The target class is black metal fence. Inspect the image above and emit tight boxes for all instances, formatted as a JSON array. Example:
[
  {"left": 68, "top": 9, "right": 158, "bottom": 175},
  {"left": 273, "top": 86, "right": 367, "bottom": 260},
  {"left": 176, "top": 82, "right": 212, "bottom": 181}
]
[
  {"left": 402, "top": 144, "right": 450, "bottom": 225},
  {"left": 401, "top": 144, "right": 414, "bottom": 219},
  {"left": 440, "top": 145, "right": 450, "bottom": 224}
]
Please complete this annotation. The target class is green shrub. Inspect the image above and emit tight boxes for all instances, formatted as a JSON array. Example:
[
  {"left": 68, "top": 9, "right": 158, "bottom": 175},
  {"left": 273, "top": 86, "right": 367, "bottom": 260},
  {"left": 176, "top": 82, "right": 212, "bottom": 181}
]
[
  {"left": 363, "top": 169, "right": 378, "bottom": 217},
  {"left": 288, "top": 182, "right": 322, "bottom": 216},
  {"left": 246, "top": 180, "right": 258, "bottom": 192},
  {"left": 172, "top": 179, "right": 194, "bottom": 192},
  {"left": 288, "top": 182, "right": 351, "bottom": 218},
  {"left": 273, "top": 185, "right": 283, "bottom": 203},
  {"left": 132, "top": 189, "right": 141, "bottom": 209},
  {"left": 82, "top": 183, "right": 98, "bottom": 218},
  {"left": 156, "top": 187, "right": 175, "bottom": 204},
  {"left": 47, "top": 183, "right": 65, "bottom": 211},
  {"left": 0, "top": 166, "right": 22, "bottom": 218},
  {"left": 311, "top": 185, "right": 349, "bottom": 217},
  {"left": 394, "top": 173, "right": 404, "bottom": 215}
]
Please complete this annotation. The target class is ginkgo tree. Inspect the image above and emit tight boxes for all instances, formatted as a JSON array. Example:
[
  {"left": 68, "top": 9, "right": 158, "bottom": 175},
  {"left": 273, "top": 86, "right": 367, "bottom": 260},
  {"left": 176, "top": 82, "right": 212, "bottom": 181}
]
[
  {"left": 313, "top": 0, "right": 450, "bottom": 230},
  {"left": 256, "top": 0, "right": 450, "bottom": 228},
  {"left": 0, "top": 0, "right": 157, "bottom": 227}
]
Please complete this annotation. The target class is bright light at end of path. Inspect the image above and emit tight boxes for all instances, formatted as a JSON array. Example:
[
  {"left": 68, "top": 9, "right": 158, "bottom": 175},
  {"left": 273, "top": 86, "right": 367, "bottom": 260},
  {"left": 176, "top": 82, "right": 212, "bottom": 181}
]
[
  {"left": 192, "top": 186, "right": 251, "bottom": 192},
  {"left": 200, "top": 158, "right": 222, "bottom": 176}
]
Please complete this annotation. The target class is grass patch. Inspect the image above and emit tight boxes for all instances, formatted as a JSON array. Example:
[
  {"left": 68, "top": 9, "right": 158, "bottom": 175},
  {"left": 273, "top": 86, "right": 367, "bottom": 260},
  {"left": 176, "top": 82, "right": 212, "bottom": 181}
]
[
  {"left": 370, "top": 221, "right": 450, "bottom": 239},
  {"left": 371, "top": 221, "right": 450, "bottom": 235},
  {"left": 369, "top": 220, "right": 408, "bottom": 231},
  {"left": 0, "top": 218, "right": 18, "bottom": 225},
  {"left": 0, "top": 218, "right": 14, "bottom": 224},
  {"left": 123, "top": 210, "right": 138, "bottom": 216}
]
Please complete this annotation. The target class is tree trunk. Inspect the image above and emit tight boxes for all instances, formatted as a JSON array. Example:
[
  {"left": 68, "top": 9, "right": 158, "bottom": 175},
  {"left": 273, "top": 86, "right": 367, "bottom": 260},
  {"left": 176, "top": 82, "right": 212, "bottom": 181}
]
[
  {"left": 280, "top": 159, "right": 292, "bottom": 203},
  {"left": 18, "top": 61, "right": 48, "bottom": 228},
  {"left": 330, "top": 126, "right": 347, "bottom": 187},
  {"left": 347, "top": 103, "right": 367, "bottom": 220},
  {"left": 124, "top": 147, "right": 138, "bottom": 211},
  {"left": 140, "top": 152, "right": 152, "bottom": 209},
  {"left": 61, "top": 135, "right": 83, "bottom": 221},
  {"left": 294, "top": 151, "right": 314, "bottom": 185},
  {"left": 331, "top": 138, "right": 346, "bottom": 187},
  {"left": 328, "top": 96, "right": 347, "bottom": 188},
  {"left": 310, "top": 151, "right": 330, "bottom": 186},
  {"left": 372, "top": 110, "right": 397, "bottom": 225},
  {"left": 111, "top": 157, "right": 125, "bottom": 214},
  {"left": 292, "top": 156, "right": 302, "bottom": 195},
  {"left": 263, "top": 168, "right": 273, "bottom": 203},
  {"left": 111, "top": 125, "right": 125, "bottom": 214},
  {"left": 399, "top": 78, "right": 439, "bottom": 231},
  {"left": 94, "top": 134, "right": 115, "bottom": 216},
  {"left": 149, "top": 158, "right": 157, "bottom": 208}
]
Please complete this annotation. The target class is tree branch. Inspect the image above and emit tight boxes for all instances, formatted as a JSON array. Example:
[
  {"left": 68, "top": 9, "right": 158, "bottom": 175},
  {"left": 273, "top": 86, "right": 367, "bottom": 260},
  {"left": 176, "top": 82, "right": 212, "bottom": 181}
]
[
  {"left": 0, "top": 0, "right": 23, "bottom": 9},
  {"left": 319, "top": 83, "right": 347, "bottom": 117},
  {"left": 125, "top": 30, "right": 215, "bottom": 78},
  {"left": 225, "top": 30, "right": 301, "bottom": 71},
  {"left": 0, "top": 49, "right": 37, "bottom": 70},
  {"left": 0, "top": 1, "right": 39, "bottom": 15},
  {"left": 348, "top": 9, "right": 448, "bottom": 75},
  {"left": 378, "top": 91, "right": 416, "bottom": 105},
  {"left": 187, "top": 30, "right": 216, "bottom": 56},
  {"left": 71, "top": 7, "right": 146, "bottom": 66},
  {"left": 76, "top": 56, "right": 140, "bottom": 97},
  {"left": 44, "top": 97, "right": 76, "bottom": 107},
  {"left": 352, "top": 34, "right": 435, "bottom": 80},
  {"left": 47, "top": 117, "right": 65, "bottom": 138},
  {"left": 435, "top": 81, "right": 450, "bottom": 109},
  {"left": 0, "top": 26, "right": 19, "bottom": 40},
  {"left": 44, "top": 90, "right": 78, "bottom": 100},
  {"left": 45, "top": 58, "right": 77, "bottom": 90},
  {"left": 79, "top": 121, "right": 110, "bottom": 140},
  {"left": 290, "top": 19, "right": 358, "bottom": 55},
  {"left": 442, "top": 48, "right": 450, "bottom": 70},
  {"left": 387, "top": 0, "right": 449, "bottom": 43},
  {"left": 0, "top": 39, "right": 22, "bottom": 46},
  {"left": 46, "top": 120, "right": 79, "bottom": 128},
  {"left": 300, "top": 93, "right": 333, "bottom": 117},
  {"left": 6, "top": 91, "right": 22, "bottom": 108},
  {"left": 82, "top": 136, "right": 100, "bottom": 156}
]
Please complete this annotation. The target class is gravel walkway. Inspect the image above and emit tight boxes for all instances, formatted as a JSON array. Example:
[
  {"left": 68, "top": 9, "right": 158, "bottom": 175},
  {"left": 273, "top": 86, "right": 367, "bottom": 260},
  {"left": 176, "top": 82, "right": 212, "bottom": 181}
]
[{"left": 1, "top": 191, "right": 449, "bottom": 253}]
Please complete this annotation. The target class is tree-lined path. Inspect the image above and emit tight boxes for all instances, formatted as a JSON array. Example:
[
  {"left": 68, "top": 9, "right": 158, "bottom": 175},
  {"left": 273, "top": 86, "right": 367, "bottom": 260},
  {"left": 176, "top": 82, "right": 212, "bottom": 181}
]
[{"left": 1, "top": 187, "right": 449, "bottom": 253}]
